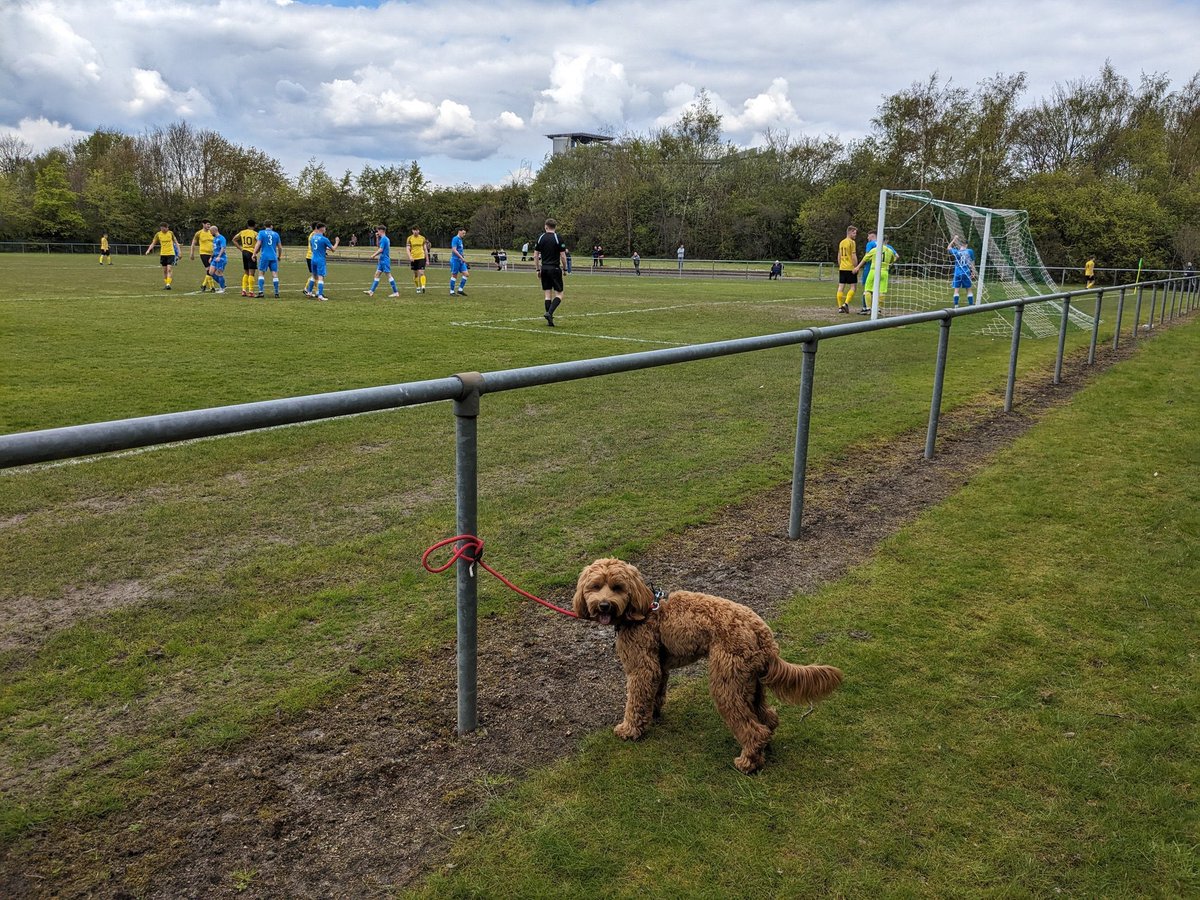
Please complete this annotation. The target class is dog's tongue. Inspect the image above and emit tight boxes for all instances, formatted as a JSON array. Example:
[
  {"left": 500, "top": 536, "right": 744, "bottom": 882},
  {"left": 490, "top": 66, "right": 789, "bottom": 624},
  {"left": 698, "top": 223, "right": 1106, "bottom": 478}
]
[{"left": 598, "top": 612, "right": 613, "bottom": 625}]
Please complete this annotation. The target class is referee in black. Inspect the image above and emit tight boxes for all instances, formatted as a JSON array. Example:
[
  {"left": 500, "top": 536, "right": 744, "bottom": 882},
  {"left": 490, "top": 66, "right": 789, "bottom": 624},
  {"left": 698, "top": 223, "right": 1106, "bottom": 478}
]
[{"left": 534, "top": 218, "right": 567, "bottom": 327}]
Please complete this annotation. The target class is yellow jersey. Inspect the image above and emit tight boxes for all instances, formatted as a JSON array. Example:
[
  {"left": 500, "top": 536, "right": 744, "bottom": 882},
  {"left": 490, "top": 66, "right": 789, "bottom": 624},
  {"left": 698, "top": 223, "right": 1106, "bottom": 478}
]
[
  {"left": 1084, "top": 259, "right": 1095, "bottom": 277},
  {"left": 838, "top": 237, "right": 857, "bottom": 270},
  {"left": 305, "top": 231, "right": 316, "bottom": 260},
  {"left": 234, "top": 228, "right": 258, "bottom": 253},
  {"left": 407, "top": 233, "right": 428, "bottom": 260},
  {"left": 100, "top": 236, "right": 108, "bottom": 251},
  {"left": 193, "top": 228, "right": 214, "bottom": 254},
  {"left": 154, "top": 230, "right": 176, "bottom": 255}
]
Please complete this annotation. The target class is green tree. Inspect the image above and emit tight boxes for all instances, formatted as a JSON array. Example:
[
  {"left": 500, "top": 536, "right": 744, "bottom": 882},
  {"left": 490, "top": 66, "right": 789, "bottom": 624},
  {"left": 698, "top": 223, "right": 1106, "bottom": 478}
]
[{"left": 31, "top": 155, "right": 86, "bottom": 240}]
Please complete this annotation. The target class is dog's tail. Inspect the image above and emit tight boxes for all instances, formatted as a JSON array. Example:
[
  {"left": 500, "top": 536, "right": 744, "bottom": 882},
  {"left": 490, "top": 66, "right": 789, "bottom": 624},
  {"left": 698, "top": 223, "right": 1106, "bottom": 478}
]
[{"left": 763, "top": 657, "right": 843, "bottom": 704}]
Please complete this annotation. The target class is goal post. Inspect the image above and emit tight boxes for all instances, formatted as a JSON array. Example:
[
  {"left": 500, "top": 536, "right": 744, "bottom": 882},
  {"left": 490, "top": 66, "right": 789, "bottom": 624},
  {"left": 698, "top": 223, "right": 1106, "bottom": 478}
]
[{"left": 870, "top": 189, "right": 1094, "bottom": 337}]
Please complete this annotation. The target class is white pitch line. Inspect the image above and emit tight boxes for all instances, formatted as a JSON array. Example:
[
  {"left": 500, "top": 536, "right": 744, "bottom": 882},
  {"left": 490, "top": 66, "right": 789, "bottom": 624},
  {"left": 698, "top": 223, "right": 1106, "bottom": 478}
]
[
  {"left": 450, "top": 321, "right": 687, "bottom": 345},
  {"left": 451, "top": 295, "right": 812, "bottom": 330}
]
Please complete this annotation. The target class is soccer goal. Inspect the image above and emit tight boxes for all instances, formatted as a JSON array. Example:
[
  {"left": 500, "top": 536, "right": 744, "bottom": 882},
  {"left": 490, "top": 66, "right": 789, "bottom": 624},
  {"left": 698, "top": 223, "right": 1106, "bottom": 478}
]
[{"left": 863, "top": 190, "right": 1094, "bottom": 337}]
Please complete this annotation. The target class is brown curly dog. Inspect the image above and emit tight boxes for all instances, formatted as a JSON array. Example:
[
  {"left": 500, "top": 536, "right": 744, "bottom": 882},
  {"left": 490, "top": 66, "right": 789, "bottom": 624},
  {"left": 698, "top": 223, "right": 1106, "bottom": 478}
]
[{"left": 574, "top": 558, "right": 843, "bottom": 774}]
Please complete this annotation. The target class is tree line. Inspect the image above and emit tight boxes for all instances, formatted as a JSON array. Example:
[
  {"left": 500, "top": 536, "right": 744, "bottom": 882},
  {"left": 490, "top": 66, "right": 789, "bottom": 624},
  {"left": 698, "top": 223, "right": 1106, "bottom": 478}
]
[{"left": 1, "top": 64, "right": 1197, "bottom": 268}]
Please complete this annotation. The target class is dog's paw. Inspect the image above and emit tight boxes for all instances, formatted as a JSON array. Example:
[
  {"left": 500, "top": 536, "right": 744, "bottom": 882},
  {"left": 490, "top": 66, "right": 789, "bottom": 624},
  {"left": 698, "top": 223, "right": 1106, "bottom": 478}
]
[
  {"left": 614, "top": 722, "right": 642, "bottom": 741},
  {"left": 733, "top": 752, "right": 764, "bottom": 775}
]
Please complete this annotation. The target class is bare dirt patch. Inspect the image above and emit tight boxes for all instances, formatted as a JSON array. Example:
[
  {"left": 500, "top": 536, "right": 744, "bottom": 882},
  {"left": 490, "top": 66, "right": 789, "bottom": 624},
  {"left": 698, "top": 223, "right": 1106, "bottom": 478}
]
[
  {"left": 0, "top": 330, "right": 1174, "bottom": 898},
  {"left": 0, "top": 580, "right": 161, "bottom": 654}
]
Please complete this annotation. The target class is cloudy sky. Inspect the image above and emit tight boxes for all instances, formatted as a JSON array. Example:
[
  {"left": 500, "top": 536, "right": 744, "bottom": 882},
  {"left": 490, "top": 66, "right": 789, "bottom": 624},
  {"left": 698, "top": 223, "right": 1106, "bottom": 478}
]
[{"left": 2, "top": 0, "right": 1199, "bottom": 187}]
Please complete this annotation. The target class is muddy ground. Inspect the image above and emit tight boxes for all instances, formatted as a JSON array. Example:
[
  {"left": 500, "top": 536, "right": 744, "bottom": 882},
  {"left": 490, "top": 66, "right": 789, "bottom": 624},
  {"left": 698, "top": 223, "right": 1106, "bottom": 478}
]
[{"left": 0, "top": 327, "right": 1172, "bottom": 897}]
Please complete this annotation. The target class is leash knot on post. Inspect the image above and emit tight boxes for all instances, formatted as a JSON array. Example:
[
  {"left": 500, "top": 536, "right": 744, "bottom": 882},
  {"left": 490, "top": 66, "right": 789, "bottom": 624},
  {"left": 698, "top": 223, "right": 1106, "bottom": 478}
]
[{"left": 421, "top": 535, "right": 578, "bottom": 618}]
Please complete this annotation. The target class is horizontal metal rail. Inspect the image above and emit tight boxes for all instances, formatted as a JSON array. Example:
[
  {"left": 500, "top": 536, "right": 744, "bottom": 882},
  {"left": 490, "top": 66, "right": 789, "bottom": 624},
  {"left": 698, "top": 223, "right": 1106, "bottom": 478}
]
[{"left": 0, "top": 279, "right": 1182, "bottom": 469}]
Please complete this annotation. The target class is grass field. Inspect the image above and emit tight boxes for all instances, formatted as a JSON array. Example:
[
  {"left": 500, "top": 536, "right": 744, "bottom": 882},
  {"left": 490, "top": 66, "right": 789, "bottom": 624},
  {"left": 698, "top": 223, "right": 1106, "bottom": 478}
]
[
  {"left": 1, "top": 253, "right": 1194, "bottom": 893},
  {"left": 419, "top": 313, "right": 1199, "bottom": 898}
]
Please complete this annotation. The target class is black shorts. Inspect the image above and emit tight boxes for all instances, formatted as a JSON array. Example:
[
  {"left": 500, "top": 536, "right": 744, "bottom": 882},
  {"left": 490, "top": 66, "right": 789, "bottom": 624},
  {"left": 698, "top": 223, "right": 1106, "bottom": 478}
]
[
  {"left": 410, "top": 258, "right": 427, "bottom": 271},
  {"left": 101, "top": 248, "right": 110, "bottom": 257},
  {"left": 242, "top": 251, "right": 256, "bottom": 272},
  {"left": 159, "top": 254, "right": 174, "bottom": 267},
  {"left": 539, "top": 267, "right": 564, "bottom": 293},
  {"left": 200, "top": 254, "right": 211, "bottom": 268},
  {"left": 306, "top": 259, "right": 313, "bottom": 273},
  {"left": 838, "top": 269, "right": 857, "bottom": 285}
]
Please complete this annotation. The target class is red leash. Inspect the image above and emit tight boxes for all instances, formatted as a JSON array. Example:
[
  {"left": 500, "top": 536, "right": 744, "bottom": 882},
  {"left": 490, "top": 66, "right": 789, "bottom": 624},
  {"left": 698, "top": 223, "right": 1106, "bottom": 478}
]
[{"left": 421, "top": 535, "right": 579, "bottom": 618}]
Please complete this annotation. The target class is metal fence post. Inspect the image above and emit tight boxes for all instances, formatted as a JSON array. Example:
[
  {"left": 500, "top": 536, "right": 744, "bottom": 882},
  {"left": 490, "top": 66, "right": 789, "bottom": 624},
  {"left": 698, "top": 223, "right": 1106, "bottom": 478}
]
[
  {"left": 1088, "top": 290, "right": 1103, "bottom": 365},
  {"left": 1132, "top": 286, "right": 1144, "bottom": 341},
  {"left": 1113, "top": 287, "right": 1125, "bottom": 350},
  {"left": 1159, "top": 282, "right": 1167, "bottom": 325},
  {"left": 1005, "top": 305, "right": 1024, "bottom": 412},
  {"left": 453, "top": 372, "right": 485, "bottom": 735},
  {"left": 1053, "top": 298, "right": 1071, "bottom": 385},
  {"left": 1170, "top": 279, "right": 1180, "bottom": 320},
  {"left": 788, "top": 339, "right": 819, "bottom": 539},
  {"left": 925, "top": 316, "right": 951, "bottom": 460},
  {"left": 1147, "top": 284, "right": 1158, "bottom": 329}
]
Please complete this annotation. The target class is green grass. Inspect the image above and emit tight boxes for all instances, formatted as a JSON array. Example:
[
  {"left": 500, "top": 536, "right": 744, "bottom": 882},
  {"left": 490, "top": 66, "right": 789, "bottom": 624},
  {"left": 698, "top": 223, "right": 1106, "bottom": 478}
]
[
  {"left": 416, "top": 314, "right": 1199, "bottom": 898},
  {"left": 0, "top": 252, "right": 1187, "bottom": 877}
]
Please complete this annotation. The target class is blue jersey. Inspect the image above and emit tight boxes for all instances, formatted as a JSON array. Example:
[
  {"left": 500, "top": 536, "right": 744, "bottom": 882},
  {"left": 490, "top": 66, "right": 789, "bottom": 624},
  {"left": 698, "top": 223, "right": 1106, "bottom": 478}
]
[
  {"left": 309, "top": 233, "right": 334, "bottom": 264},
  {"left": 950, "top": 246, "right": 974, "bottom": 276},
  {"left": 257, "top": 229, "right": 281, "bottom": 261},
  {"left": 211, "top": 234, "right": 227, "bottom": 264},
  {"left": 377, "top": 235, "right": 391, "bottom": 261},
  {"left": 450, "top": 234, "right": 467, "bottom": 274}
]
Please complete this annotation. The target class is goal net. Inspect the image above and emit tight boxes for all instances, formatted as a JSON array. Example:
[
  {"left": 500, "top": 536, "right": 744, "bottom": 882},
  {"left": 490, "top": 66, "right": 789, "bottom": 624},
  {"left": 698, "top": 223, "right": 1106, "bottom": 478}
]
[{"left": 867, "top": 190, "right": 1093, "bottom": 337}]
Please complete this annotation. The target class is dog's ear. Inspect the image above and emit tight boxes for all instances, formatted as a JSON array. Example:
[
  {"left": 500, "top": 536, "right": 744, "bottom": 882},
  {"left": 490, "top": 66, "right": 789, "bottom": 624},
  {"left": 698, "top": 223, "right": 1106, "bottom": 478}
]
[
  {"left": 621, "top": 561, "right": 655, "bottom": 622},
  {"left": 572, "top": 561, "right": 596, "bottom": 619}
]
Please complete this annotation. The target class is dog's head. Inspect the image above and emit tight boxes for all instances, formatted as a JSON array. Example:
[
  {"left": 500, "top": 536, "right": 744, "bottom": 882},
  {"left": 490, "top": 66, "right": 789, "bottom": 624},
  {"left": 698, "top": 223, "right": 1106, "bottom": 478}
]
[{"left": 572, "top": 558, "right": 655, "bottom": 626}]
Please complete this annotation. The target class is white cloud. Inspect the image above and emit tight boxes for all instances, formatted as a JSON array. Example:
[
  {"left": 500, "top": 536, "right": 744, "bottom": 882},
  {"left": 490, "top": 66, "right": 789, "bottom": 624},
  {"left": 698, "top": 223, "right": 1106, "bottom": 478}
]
[
  {"left": 125, "top": 69, "right": 212, "bottom": 118},
  {"left": 729, "top": 78, "right": 800, "bottom": 133},
  {"left": 422, "top": 100, "right": 476, "bottom": 141},
  {"left": 531, "top": 52, "right": 648, "bottom": 129},
  {"left": 2, "top": 6, "right": 102, "bottom": 85},
  {"left": 323, "top": 77, "right": 441, "bottom": 128},
  {"left": 0, "top": 117, "right": 90, "bottom": 153},
  {"left": 496, "top": 111, "right": 525, "bottom": 131}
]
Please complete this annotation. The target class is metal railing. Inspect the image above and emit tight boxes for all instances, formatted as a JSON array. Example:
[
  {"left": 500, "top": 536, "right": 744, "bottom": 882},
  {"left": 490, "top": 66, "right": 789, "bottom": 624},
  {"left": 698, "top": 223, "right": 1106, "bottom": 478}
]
[{"left": 1, "top": 276, "right": 1195, "bottom": 732}]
